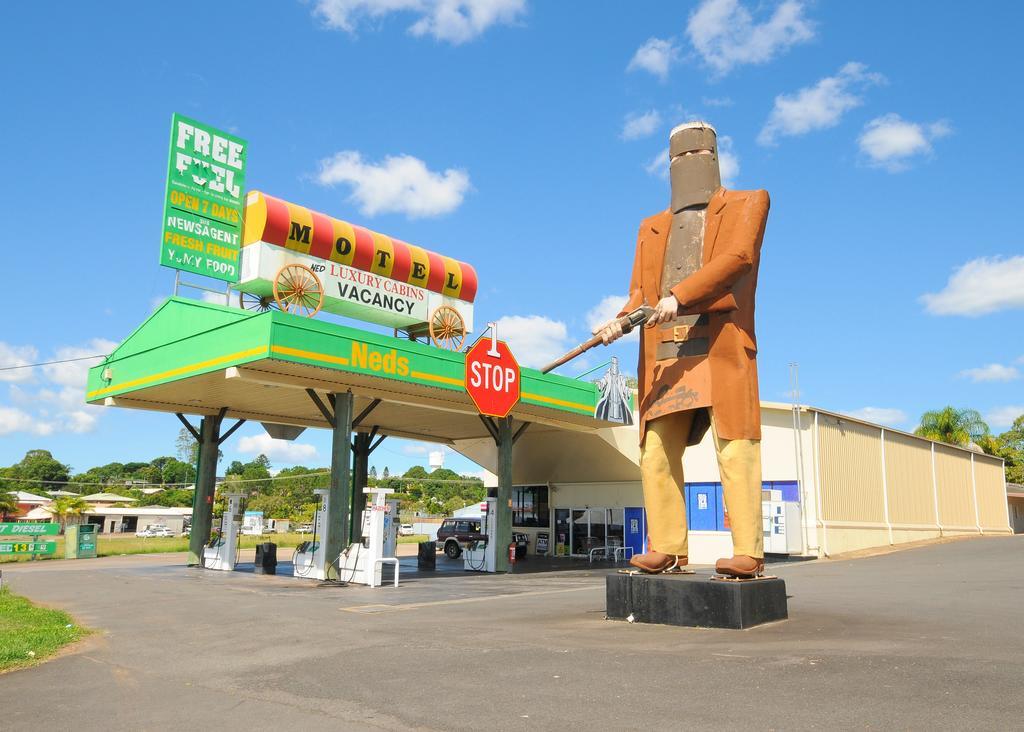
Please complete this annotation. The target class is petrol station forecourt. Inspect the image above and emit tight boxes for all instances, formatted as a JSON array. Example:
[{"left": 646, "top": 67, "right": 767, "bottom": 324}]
[{"left": 4, "top": 3, "right": 1023, "bottom": 721}]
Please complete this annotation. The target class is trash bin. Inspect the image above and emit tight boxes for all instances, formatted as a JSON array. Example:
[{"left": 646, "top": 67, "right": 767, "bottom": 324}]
[
  {"left": 65, "top": 524, "right": 97, "bottom": 560},
  {"left": 254, "top": 542, "right": 277, "bottom": 575},
  {"left": 418, "top": 541, "right": 436, "bottom": 570}
]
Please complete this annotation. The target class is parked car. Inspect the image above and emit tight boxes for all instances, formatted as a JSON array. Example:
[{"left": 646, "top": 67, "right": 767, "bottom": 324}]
[
  {"left": 136, "top": 525, "right": 175, "bottom": 538},
  {"left": 398, "top": 524, "right": 415, "bottom": 536},
  {"left": 295, "top": 523, "right": 314, "bottom": 533},
  {"left": 435, "top": 517, "right": 528, "bottom": 559}
]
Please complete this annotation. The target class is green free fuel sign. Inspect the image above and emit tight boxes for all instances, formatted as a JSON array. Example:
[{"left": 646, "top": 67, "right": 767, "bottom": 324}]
[
  {"left": 160, "top": 114, "right": 247, "bottom": 283},
  {"left": 0, "top": 541, "right": 57, "bottom": 555},
  {"left": 0, "top": 522, "right": 59, "bottom": 536}
]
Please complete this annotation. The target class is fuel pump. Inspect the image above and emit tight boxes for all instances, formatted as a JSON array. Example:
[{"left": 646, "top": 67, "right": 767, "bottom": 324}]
[
  {"left": 463, "top": 498, "right": 497, "bottom": 572},
  {"left": 203, "top": 492, "right": 244, "bottom": 571},
  {"left": 336, "top": 487, "right": 400, "bottom": 587},
  {"left": 293, "top": 489, "right": 330, "bottom": 580}
]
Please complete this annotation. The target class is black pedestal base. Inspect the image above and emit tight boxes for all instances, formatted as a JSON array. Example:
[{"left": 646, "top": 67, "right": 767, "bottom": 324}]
[{"left": 606, "top": 572, "right": 788, "bottom": 629}]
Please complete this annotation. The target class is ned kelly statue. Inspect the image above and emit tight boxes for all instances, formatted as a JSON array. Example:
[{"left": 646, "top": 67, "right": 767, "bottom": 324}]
[{"left": 595, "top": 121, "right": 770, "bottom": 579}]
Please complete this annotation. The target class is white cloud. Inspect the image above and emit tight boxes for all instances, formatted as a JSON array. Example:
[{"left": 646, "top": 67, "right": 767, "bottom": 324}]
[
  {"left": 63, "top": 410, "right": 98, "bottom": 434},
  {"left": 312, "top": 0, "right": 526, "bottom": 44},
  {"left": 702, "top": 96, "right": 734, "bottom": 107},
  {"left": 586, "top": 295, "right": 639, "bottom": 343},
  {"left": 0, "top": 342, "right": 38, "bottom": 383},
  {"left": 987, "top": 406, "right": 1024, "bottom": 430},
  {"left": 845, "top": 407, "right": 908, "bottom": 427},
  {"left": 42, "top": 339, "right": 117, "bottom": 389},
  {"left": 858, "top": 114, "right": 952, "bottom": 172},
  {"left": 758, "top": 62, "right": 884, "bottom": 146},
  {"left": 959, "top": 364, "right": 1020, "bottom": 383},
  {"left": 398, "top": 440, "right": 436, "bottom": 456},
  {"left": 0, "top": 338, "right": 114, "bottom": 437},
  {"left": 621, "top": 110, "right": 662, "bottom": 141},
  {"left": 643, "top": 134, "right": 739, "bottom": 187},
  {"left": 921, "top": 256, "right": 1024, "bottom": 317},
  {"left": 316, "top": 151, "right": 470, "bottom": 218},
  {"left": 237, "top": 433, "right": 319, "bottom": 464},
  {"left": 644, "top": 148, "right": 669, "bottom": 179},
  {"left": 0, "top": 406, "right": 52, "bottom": 436},
  {"left": 687, "top": 0, "right": 814, "bottom": 76},
  {"left": 627, "top": 37, "right": 679, "bottom": 80},
  {"left": 718, "top": 135, "right": 739, "bottom": 187},
  {"left": 493, "top": 315, "right": 570, "bottom": 369}
]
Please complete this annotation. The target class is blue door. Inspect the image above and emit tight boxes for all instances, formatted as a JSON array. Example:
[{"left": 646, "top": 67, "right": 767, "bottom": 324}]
[
  {"left": 624, "top": 507, "right": 646, "bottom": 557},
  {"left": 687, "top": 482, "right": 719, "bottom": 531}
]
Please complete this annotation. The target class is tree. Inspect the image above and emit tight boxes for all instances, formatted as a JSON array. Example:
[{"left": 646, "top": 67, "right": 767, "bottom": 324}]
[
  {"left": 403, "top": 465, "right": 429, "bottom": 479},
  {"left": 369, "top": 466, "right": 377, "bottom": 479},
  {"left": 382, "top": 466, "right": 390, "bottom": 478},
  {"left": 50, "top": 496, "right": 90, "bottom": 531},
  {"left": 0, "top": 491, "right": 18, "bottom": 520},
  {"left": 995, "top": 414, "right": 1024, "bottom": 485},
  {"left": 158, "top": 458, "right": 195, "bottom": 486},
  {"left": 176, "top": 427, "right": 198, "bottom": 464},
  {"left": 2, "top": 450, "right": 72, "bottom": 491},
  {"left": 915, "top": 407, "right": 990, "bottom": 447}
]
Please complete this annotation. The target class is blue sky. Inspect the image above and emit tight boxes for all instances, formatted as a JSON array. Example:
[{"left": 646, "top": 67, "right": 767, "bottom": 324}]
[{"left": 1, "top": 1, "right": 1022, "bottom": 478}]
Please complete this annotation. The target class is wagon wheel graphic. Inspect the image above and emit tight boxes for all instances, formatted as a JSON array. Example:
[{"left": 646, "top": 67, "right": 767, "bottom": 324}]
[
  {"left": 428, "top": 305, "right": 466, "bottom": 351},
  {"left": 239, "top": 291, "right": 280, "bottom": 313},
  {"left": 272, "top": 264, "right": 324, "bottom": 318}
]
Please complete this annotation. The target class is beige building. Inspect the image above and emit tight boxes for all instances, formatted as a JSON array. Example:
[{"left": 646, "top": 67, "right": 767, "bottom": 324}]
[
  {"left": 86, "top": 507, "right": 192, "bottom": 534},
  {"left": 453, "top": 402, "right": 1011, "bottom": 564},
  {"left": 1008, "top": 484, "right": 1024, "bottom": 533}
]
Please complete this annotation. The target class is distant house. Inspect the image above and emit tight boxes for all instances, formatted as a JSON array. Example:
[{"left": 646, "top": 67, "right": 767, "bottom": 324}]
[
  {"left": 86, "top": 507, "right": 193, "bottom": 534},
  {"left": 5, "top": 491, "right": 52, "bottom": 519},
  {"left": 78, "top": 492, "right": 139, "bottom": 507}
]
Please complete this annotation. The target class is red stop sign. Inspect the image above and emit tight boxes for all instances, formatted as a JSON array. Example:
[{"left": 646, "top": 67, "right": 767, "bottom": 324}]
[{"left": 465, "top": 338, "right": 521, "bottom": 417}]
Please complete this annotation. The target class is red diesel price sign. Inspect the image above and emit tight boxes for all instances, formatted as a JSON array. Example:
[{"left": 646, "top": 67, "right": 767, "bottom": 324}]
[{"left": 465, "top": 337, "right": 521, "bottom": 418}]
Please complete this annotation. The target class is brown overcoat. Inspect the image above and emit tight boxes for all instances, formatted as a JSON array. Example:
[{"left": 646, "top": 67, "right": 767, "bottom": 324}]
[{"left": 618, "top": 187, "right": 770, "bottom": 444}]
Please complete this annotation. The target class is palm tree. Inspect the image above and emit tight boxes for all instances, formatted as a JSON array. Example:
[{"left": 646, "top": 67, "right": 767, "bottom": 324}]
[
  {"left": 50, "top": 496, "right": 90, "bottom": 531},
  {"left": 915, "top": 406, "right": 990, "bottom": 447},
  {"left": 0, "top": 491, "right": 18, "bottom": 521}
]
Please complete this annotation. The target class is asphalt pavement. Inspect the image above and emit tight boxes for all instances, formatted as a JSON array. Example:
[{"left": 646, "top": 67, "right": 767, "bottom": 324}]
[{"left": 2, "top": 535, "right": 1023, "bottom": 731}]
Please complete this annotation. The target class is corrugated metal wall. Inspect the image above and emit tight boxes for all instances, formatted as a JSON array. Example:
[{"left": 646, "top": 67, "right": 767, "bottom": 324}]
[
  {"left": 934, "top": 444, "right": 976, "bottom": 529},
  {"left": 813, "top": 411, "right": 1011, "bottom": 547},
  {"left": 884, "top": 431, "right": 935, "bottom": 526},
  {"left": 974, "top": 455, "right": 1008, "bottom": 530},
  {"left": 817, "top": 415, "right": 885, "bottom": 524}
]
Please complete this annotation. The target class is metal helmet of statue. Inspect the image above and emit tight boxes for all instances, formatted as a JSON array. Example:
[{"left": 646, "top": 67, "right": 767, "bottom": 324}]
[{"left": 669, "top": 121, "right": 721, "bottom": 212}]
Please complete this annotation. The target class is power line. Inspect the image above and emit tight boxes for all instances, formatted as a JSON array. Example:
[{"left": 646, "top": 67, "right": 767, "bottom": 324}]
[
  {"left": 1, "top": 472, "right": 484, "bottom": 489},
  {"left": 0, "top": 354, "right": 108, "bottom": 372}
]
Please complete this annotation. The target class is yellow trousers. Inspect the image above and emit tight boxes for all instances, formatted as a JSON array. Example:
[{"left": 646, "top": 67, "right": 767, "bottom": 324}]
[{"left": 639, "top": 409, "right": 763, "bottom": 558}]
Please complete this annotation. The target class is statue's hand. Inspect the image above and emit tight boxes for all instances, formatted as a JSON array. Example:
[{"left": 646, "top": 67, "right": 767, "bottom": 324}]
[
  {"left": 646, "top": 296, "right": 679, "bottom": 327},
  {"left": 593, "top": 318, "right": 624, "bottom": 345}
]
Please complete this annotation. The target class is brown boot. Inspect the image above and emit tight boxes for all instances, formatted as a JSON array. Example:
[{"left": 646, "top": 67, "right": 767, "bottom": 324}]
[
  {"left": 715, "top": 555, "right": 765, "bottom": 579},
  {"left": 629, "top": 551, "right": 688, "bottom": 574}
]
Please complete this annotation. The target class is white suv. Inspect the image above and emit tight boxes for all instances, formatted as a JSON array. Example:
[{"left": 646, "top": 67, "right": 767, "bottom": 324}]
[{"left": 136, "top": 525, "right": 175, "bottom": 538}]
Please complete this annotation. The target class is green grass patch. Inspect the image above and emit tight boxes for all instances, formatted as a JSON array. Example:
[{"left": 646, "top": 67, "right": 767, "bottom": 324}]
[
  {"left": 0, "top": 531, "right": 433, "bottom": 564},
  {"left": 0, "top": 532, "right": 332, "bottom": 563},
  {"left": 397, "top": 534, "right": 430, "bottom": 544},
  {"left": 0, "top": 586, "right": 90, "bottom": 672}
]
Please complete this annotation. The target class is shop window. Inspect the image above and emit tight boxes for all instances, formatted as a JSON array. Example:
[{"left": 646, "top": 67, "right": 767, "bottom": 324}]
[{"left": 513, "top": 485, "right": 550, "bottom": 527}]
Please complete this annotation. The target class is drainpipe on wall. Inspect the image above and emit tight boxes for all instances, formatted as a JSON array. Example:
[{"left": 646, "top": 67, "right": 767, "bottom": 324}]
[
  {"left": 970, "top": 453, "right": 982, "bottom": 535},
  {"left": 880, "top": 428, "right": 893, "bottom": 545},
  {"left": 813, "top": 410, "right": 828, "bottom": 557},
  {"left": 931, "top": 442, "right": 942, "bottom": 536}
]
